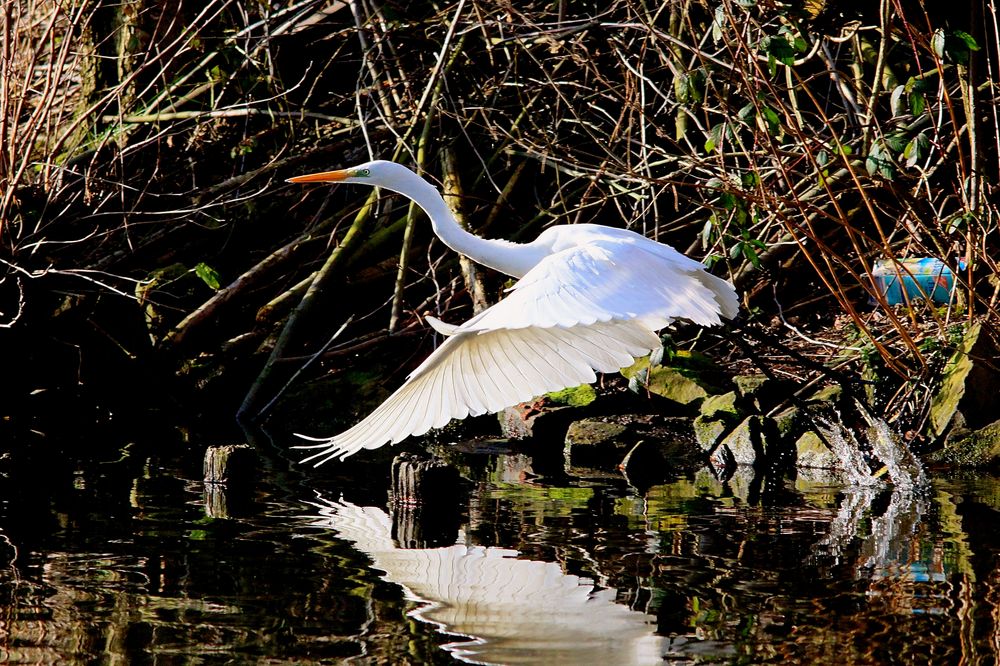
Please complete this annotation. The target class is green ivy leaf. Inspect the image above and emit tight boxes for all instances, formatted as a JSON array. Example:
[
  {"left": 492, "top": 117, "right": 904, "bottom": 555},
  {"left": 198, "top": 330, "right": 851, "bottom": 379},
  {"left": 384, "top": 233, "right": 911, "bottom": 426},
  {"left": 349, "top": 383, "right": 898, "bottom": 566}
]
[
  {"left": 735, "top": 204, "right": 748, "bottom": 227},
  {"left": 712, "top": 6, "right": 726, "bottom": 43},
  {"left": 761, "top": 106, "right": 780, "bottom": 134},
  {"left": 883, "top": 132, "right": 908, "bottom": 153},
  {"left": 906, "top": 77, "right": 931, "bottom": 93},
  {"left": 947, "top": 214, "right": 965, "bottom": 234},
  {"left": 865, "top": 142, "right": 897, "bottom": 180},
  {"left": 890, "top": 85, "right": 906, "bottom": 116},
  {"left": 765, "top": 36, "right": 796, "bottom": 67},
  {"left": 742, "top": 243, "right": 762, "bottom": 268},
  {"left": 704, "top": 123, "right": 725, "bottom": 153},
  {"left": 942, "top": 30, "right": 979, "bottom": 64},
  {"left": 194, "top": 262, "right": 222, "bottom": 290},
  {"left": 953, "top": 30, "right": 980, "bottom": 51},
  {"left": 903, "top": 132, "right": 930, "bottom": 168},
  {"left": 674, "top": 72, "right": 692, "bottom": 103}
]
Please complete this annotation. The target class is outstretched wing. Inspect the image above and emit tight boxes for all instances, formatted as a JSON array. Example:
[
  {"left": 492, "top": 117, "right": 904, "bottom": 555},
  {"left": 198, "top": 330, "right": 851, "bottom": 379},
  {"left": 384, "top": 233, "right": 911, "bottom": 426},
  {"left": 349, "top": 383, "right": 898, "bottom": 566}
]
[
  {"left": 479, "top": 237, "right": 739, "bottom": 330},
  {"left": 296, "top": 317, "right": 659, "bottom": 464},
  {"left": 296, "top": 239, "right": 736, "bottom": 464}
]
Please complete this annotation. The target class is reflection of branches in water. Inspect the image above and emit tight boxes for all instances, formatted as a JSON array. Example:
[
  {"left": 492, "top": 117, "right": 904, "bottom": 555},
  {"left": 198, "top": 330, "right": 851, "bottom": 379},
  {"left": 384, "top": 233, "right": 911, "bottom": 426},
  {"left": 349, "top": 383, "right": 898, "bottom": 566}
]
[{"left": 814, "top": 487, "right": 929, "bottom": 580}]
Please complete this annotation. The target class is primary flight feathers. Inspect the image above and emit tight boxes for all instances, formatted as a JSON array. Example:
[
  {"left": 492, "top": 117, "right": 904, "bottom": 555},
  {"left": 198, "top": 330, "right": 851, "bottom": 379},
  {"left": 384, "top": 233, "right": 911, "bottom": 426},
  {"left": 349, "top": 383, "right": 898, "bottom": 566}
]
[{"left": 289, "top": 160, "right": 738, "bottom": 465}]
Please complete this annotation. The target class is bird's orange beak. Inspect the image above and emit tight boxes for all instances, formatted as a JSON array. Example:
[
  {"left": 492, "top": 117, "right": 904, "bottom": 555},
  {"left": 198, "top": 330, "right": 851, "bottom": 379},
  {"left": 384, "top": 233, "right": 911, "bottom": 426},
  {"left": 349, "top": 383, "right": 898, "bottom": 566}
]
[{"left": 286, "top": 169, "right": 351, "bottom": 184}]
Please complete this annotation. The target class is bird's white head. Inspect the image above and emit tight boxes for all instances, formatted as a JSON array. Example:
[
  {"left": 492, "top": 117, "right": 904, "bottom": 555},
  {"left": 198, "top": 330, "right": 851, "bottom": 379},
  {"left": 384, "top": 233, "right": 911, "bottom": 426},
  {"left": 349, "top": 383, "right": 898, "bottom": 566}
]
[{"left": 287, "top": 160, "right": 418, "bottom": 191}]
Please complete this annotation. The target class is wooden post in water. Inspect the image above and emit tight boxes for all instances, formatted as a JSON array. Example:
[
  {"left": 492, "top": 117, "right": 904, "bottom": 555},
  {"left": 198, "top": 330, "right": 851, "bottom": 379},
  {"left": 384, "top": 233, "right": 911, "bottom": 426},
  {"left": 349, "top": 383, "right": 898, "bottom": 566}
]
[
  {"left": 203, "top": 444, "right": 257, "bottom": 518},
  {"left": 389, "top": 453, "right": 461, "bottom": 549}
]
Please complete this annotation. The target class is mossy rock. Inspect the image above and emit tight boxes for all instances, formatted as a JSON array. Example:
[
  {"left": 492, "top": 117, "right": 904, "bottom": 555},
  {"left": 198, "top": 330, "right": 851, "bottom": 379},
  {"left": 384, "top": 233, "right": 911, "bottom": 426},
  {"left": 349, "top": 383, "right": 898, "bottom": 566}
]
[
  {"left": 621, "top": 357, "right": 710, "bottom": 407},
  {"left": 564, "top": 418, "right": 633, "bottom": 476},
  {"left": 808, "top": 384, "right": 843, "bottom": 405},
  {"left": 708, "top": 442, "right": 736, "bottom": 476},
  {"left": 499, "top": 385, "right": 595, "bottom": 440},
  {"left": 693, "top": 415, "right": 729, "bottom": 452},
  {"left": 620, "top": 437, "right": 705, "bottom": 488},
  {"left": 928, "top": 323, "right": 979, "bottom": 437},
  {"left": 774, "top": 406, "right": 800, "bottom": 436},
  {"left": 773, "top": 385, "right": 844, "bottom": 441},
  {"left": 546, "top": 384, "right": 597, "bottom": 407},
  {"left": 927, "top": 322, "right": 1000, "bottom": 442},
  {"left": 565, "top": 419, "right": 628, "bottom": 447},
  {"left": 732, "top": 374, "right": 774, "bottom": 411},
  {"left": 795, "top": 431, "right": 841, "bottom": 470},
  {"left": 720, "top": 416, "right": 764, "bottom": 467},
  {"left": 693, "top": 391, "right": 740, "bottom": 452},
  {"left": 699, "top": 391, "right": 739, "bottom": 420},
  {"left": 926, "top": 419, "right": 1000, "bottom": 468},
  {"left": 719, "top": 415, "right": 789, "bottom": 469},
  {"left": 733, "top": 374, "right": 769, "bottom": 398}
]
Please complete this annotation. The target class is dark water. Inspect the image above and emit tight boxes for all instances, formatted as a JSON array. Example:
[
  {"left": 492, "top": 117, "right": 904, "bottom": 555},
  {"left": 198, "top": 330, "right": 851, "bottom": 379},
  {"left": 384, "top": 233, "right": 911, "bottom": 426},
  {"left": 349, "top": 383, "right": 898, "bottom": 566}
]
[{"left": 2, "top": 423, "right": 999, "bottom": 665}]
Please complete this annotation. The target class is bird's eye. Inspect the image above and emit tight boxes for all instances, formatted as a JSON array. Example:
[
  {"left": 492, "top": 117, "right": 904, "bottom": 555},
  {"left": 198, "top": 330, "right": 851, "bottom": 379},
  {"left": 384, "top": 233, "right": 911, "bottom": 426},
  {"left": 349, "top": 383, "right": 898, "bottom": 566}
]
[{"left": 359, "top": 168, "right": 371, "bottom": 177}]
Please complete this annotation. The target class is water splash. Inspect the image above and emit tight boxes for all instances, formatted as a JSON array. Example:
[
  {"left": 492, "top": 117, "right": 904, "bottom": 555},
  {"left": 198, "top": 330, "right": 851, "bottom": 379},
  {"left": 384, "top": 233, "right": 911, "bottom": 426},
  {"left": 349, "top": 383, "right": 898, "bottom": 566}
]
[
  {"left": 817, "top": 414, "right": 880, "bottom": 487},
  {"left": 861, "top": 407, "right": 927, "bottom": 489},
  {"left": 815, "top": 399, "right": 927, "bottom": 489},
  {"left": 814, "top": 400, "right": 929, "bottom": 574}
]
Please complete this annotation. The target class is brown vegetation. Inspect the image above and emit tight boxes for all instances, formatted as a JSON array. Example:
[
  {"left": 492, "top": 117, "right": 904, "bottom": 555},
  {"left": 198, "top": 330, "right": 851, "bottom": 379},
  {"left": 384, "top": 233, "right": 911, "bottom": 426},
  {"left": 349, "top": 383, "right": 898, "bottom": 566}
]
[{"left": 1, "top": 0, "right": 998, "bottom": 437}]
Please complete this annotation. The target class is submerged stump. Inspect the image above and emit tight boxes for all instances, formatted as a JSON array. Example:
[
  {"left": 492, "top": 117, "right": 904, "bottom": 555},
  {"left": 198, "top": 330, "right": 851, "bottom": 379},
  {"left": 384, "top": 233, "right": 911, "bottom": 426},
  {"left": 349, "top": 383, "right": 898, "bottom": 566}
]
[
  {"left": 390, "top": 452, "right": 459, "bottom": 505},
  {"left": 390, "top": 453, "right": 461, "bottom": 548},
  {"left": 203, "top": 444, "right": 257, "bottom": 519},
  {"left": 204, "top": 443, "right": 257, "bottom": 485}
]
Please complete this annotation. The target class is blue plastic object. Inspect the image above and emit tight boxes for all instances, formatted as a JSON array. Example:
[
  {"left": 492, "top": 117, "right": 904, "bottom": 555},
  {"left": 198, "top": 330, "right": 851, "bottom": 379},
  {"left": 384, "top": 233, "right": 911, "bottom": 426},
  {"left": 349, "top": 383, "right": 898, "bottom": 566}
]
[{"left": 871, "top": 258, "right": 959, "bottom": 305}]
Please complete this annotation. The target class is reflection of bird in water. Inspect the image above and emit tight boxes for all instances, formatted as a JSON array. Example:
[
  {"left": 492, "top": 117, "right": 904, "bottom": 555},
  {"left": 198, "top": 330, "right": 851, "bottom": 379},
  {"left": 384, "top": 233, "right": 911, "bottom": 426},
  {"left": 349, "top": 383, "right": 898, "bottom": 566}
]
[
  {"left": 288, "top": 161, "right": 739, "bottom": 464},
  {"left": 306, "top": 497, "right": 667, "bottom": 666}
]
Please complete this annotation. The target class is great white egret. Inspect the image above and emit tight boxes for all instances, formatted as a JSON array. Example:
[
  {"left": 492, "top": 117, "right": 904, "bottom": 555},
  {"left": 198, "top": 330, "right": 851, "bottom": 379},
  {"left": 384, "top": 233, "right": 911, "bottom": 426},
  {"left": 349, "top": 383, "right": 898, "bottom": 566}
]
[{"left": 288, "top": 160, "right": 738, "bottom": 464}]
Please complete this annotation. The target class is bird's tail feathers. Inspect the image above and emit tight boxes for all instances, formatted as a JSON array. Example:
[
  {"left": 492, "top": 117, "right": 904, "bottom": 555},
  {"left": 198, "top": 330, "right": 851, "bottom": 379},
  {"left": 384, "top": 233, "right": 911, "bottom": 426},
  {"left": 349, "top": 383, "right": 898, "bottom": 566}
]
[{"left": 696, "top": 271, "right": 740, "bottom": 321}]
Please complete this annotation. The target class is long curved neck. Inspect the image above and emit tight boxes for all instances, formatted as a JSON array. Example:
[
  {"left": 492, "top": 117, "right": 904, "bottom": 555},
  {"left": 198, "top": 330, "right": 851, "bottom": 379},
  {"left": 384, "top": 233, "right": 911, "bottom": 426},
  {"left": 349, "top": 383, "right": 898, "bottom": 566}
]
[{"left": 386, "top": 173, "right": 544, "bottom": 278}]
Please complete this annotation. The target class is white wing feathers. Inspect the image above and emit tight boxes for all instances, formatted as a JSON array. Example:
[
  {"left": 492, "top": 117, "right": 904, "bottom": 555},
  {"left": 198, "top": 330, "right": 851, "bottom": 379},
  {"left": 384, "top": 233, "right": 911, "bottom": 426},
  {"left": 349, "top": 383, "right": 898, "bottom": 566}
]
[
  {"left": 296, "top": 240, "right": 737, "bottom": 464},
  {"left": 296, "top": 318, "right": 660, "bottom": 465},
  {"left": 425, "top": 315, "right": 460, "bottom": 336},
  {"left": 486, "top": 240, "right": 738, "bottom": 330}
]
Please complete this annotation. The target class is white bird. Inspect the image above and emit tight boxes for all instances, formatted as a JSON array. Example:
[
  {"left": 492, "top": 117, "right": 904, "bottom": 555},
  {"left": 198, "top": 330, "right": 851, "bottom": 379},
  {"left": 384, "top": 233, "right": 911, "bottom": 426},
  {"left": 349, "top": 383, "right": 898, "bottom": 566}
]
[{"left": 288, "top": 160, "right": 738, "bottom": 464}]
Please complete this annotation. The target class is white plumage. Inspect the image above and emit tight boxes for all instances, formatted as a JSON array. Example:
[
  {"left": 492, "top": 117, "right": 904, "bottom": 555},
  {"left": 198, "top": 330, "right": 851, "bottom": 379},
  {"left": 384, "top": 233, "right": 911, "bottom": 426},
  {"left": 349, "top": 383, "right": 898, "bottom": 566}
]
[{"left": 288, "top": 161, "right": 739, "bottom": 464}]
